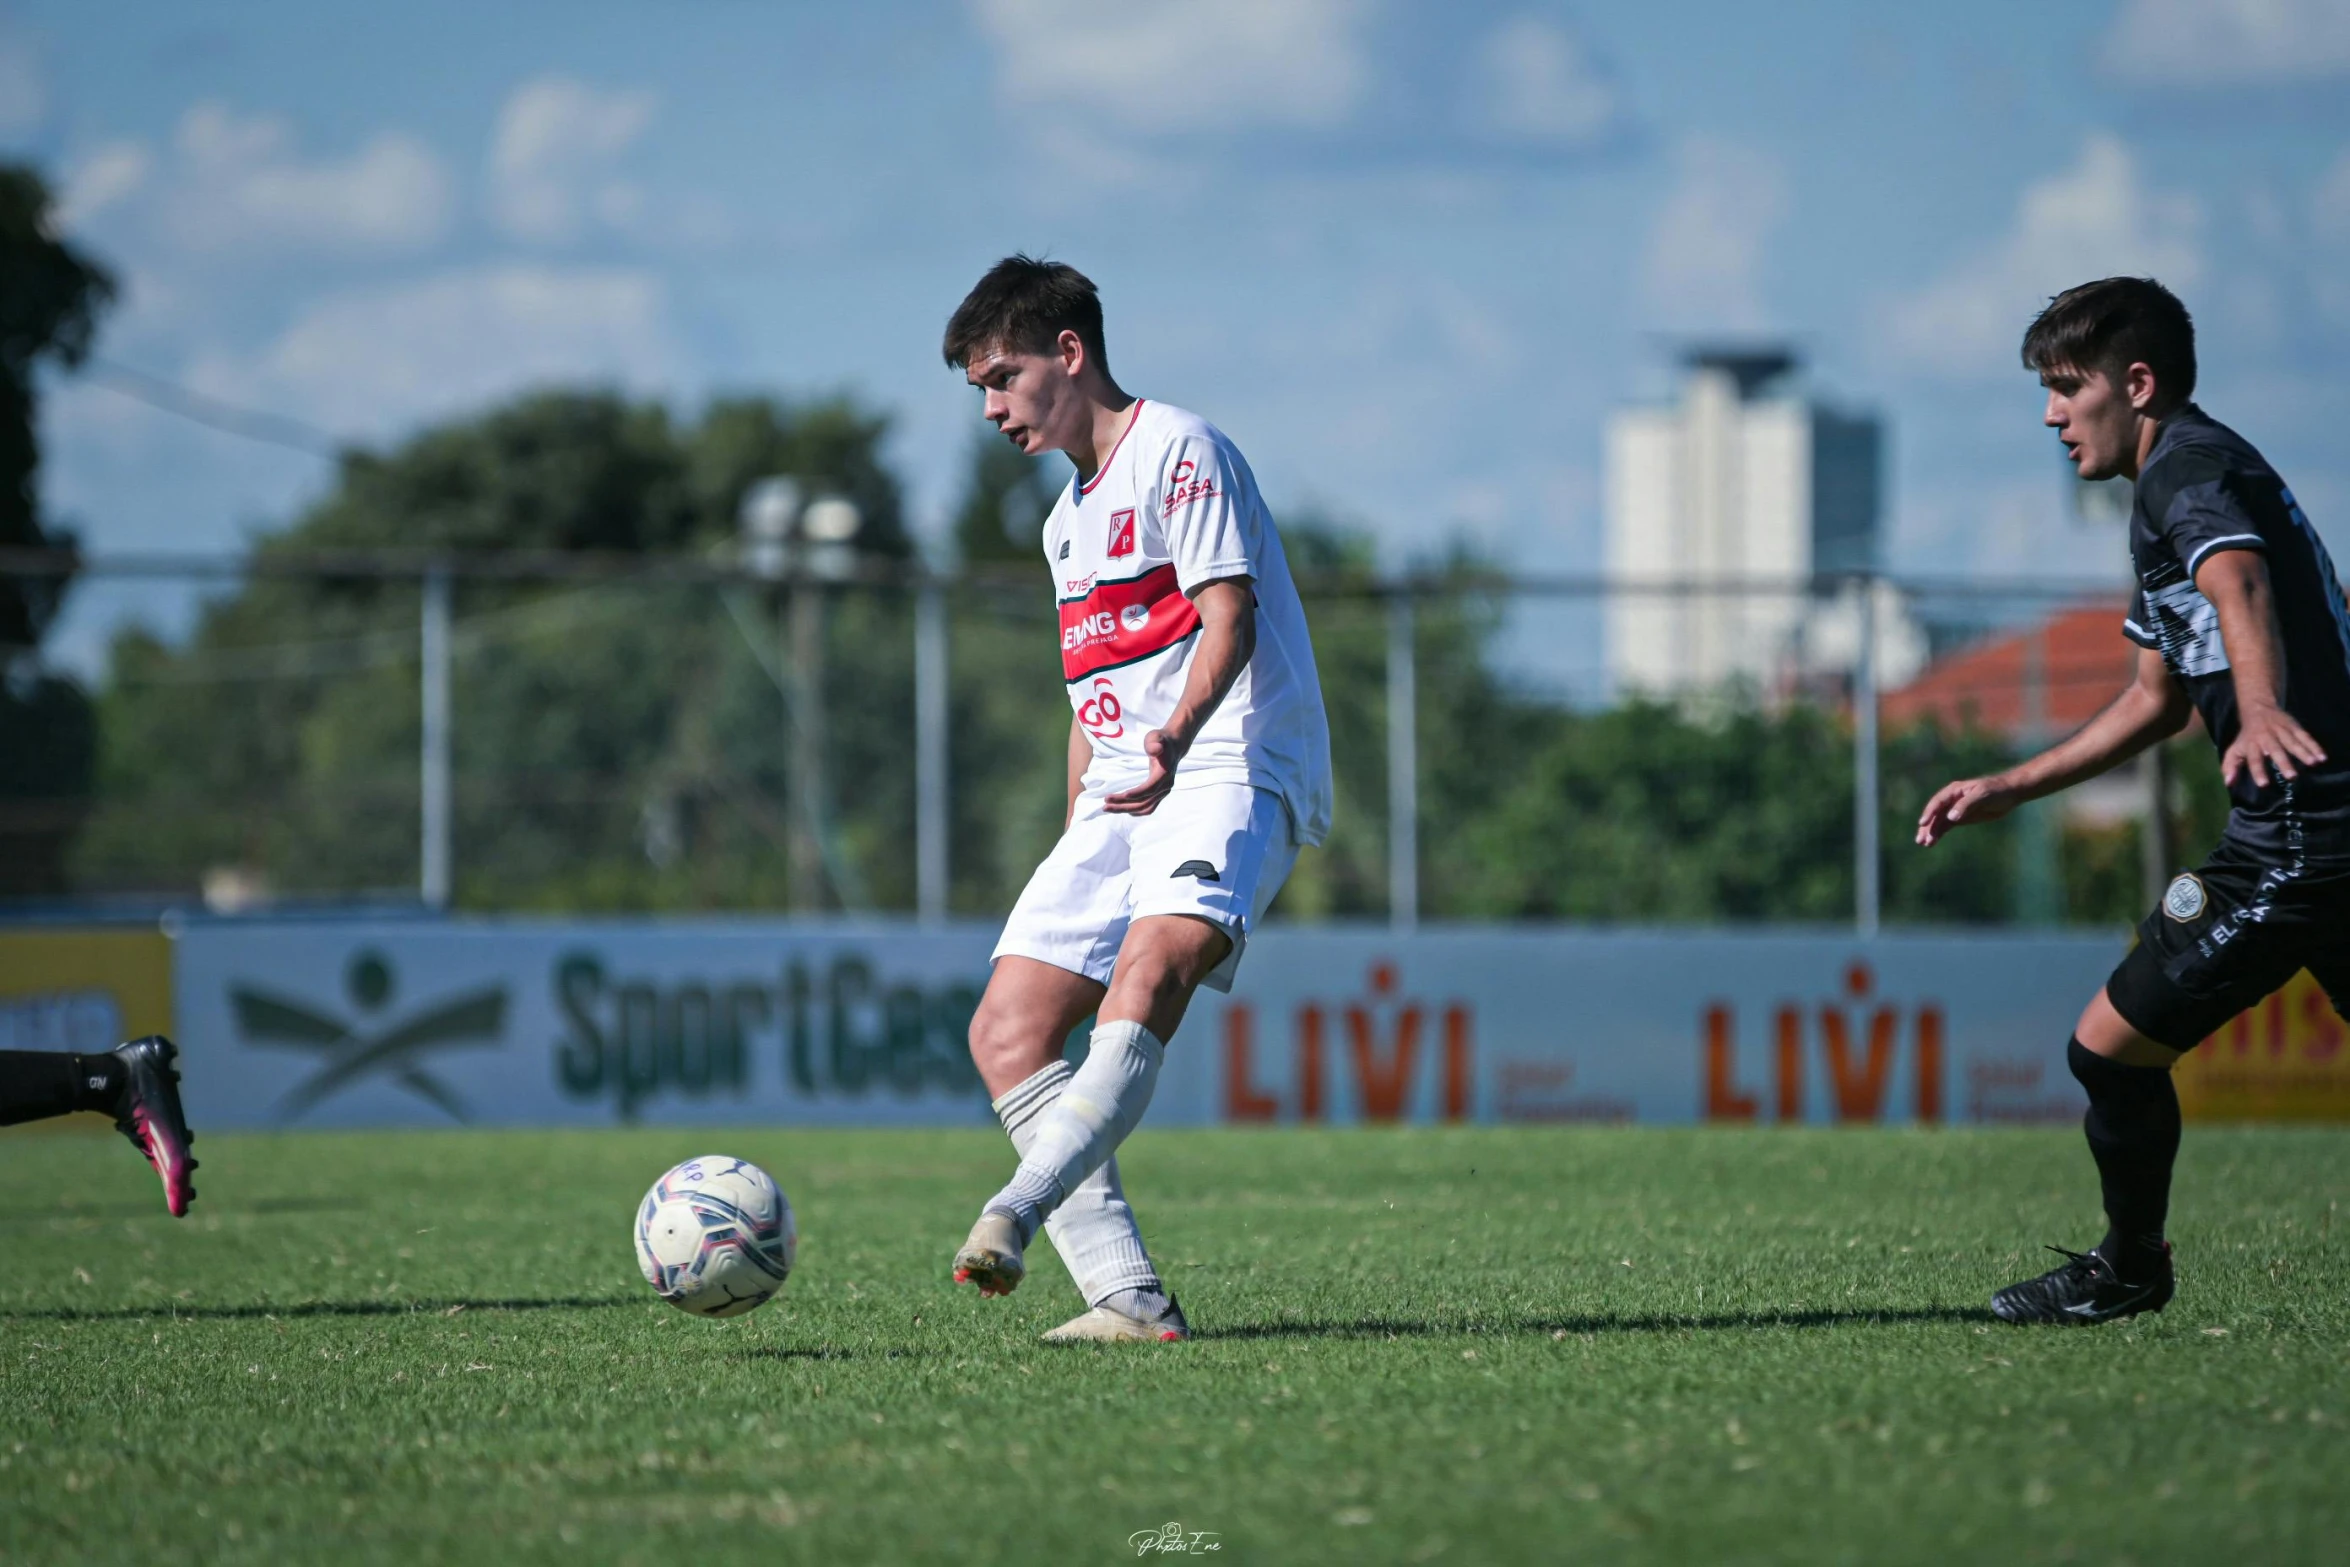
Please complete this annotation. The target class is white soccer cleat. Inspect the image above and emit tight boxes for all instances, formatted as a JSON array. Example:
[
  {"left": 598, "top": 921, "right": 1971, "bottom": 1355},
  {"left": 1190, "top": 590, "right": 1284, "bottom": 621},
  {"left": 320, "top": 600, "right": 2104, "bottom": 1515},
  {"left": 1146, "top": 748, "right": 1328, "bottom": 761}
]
[
  {"left": 1040, "top": 1302, "right": 1190, "bottom": 1344},
  {"left": 952, "top": 1211, "right": 1027, "bottom": 1297}
]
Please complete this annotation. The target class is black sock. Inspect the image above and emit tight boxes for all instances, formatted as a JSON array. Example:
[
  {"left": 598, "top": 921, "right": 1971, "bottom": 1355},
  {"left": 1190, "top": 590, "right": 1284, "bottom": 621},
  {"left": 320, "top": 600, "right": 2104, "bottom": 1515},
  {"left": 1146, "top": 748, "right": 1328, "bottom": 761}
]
[
  {"left": 2066, "top": 1037, "right": 2180, "bottom": 1280},
  {"left": 0, "top": 1050, "right": 125, "bottom": 1127}
]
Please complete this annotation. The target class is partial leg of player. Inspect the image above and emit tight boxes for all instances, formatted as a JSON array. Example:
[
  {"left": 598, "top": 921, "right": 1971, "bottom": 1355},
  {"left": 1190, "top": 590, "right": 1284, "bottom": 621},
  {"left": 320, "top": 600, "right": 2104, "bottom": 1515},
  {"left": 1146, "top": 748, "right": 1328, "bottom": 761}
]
[
  {"left": 1992, "top": 993, "right": 2180, "bottom": 1325},
  {"left": 957, "top": 915, "right": 1227, "bottom": 1304},
  {"left": 0, "top": 1035, "right": 199, "bottom": 1217}
]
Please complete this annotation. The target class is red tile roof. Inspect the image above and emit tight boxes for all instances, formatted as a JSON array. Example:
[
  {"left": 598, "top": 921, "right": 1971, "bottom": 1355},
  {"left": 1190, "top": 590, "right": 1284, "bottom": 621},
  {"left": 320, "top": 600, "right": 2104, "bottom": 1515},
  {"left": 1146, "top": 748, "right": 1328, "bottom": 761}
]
[{"left": 1883, "top": 600, "right": 2145, "bottom": 739}]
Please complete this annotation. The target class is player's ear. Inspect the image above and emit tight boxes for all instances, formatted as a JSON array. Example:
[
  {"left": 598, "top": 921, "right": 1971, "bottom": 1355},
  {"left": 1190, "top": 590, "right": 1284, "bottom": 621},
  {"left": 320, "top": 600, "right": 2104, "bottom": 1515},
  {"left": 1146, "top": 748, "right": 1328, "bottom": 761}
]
[
  {"left": 1057, "top": 328, "right": 1086, "bottom": 377},
  {"left": 2125, "top": 360, "right": 2160, "bottom": 413}
]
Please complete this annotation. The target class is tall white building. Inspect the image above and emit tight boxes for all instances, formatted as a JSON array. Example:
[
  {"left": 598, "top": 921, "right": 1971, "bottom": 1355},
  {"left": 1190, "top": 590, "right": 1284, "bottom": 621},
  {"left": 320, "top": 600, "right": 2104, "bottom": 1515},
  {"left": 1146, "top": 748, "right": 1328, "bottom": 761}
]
[{"left": 1605, "top": 349, "right": 1910, "bottom": 697}]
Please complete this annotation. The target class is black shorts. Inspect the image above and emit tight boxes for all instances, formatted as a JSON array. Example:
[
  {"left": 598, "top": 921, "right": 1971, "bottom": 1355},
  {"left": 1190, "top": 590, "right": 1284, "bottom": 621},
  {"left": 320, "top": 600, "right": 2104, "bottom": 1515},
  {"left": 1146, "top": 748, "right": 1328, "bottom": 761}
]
[{"left": 2107, "top": 835, "right": 2350, "bottom": 1051}]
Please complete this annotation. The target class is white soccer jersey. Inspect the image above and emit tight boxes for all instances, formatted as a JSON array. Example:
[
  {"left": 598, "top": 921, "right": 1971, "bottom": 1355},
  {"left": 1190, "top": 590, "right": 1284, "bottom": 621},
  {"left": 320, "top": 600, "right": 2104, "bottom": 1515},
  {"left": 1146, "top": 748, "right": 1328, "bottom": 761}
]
[{"left": 1045, "top": 400, "right": 1333, "bottom": 846}]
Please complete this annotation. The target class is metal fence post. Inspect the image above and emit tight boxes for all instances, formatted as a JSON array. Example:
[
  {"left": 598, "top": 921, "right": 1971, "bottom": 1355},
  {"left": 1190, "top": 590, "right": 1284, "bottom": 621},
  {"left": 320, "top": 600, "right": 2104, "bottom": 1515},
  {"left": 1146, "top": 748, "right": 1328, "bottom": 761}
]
[
  {"left": 1854, "top": 575, "right": 1879, "bottom": 938},
  {"left": 2014, "top": 619, "right": 2060, "bottom": 924},
  {"left": 915, "top": 576, "right": 949, "bottom": 925},
  {"left": 420, "top": 565, "right": 452, "bottom": 911},
  {"left": 1387, "top": 587, "right": 1419, "bottom": 934}
]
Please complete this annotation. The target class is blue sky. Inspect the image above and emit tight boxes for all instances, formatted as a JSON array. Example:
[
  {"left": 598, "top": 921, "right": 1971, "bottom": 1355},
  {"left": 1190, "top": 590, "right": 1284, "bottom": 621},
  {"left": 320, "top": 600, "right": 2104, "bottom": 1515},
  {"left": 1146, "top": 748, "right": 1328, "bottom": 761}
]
[{"left": 7, "top": 0, "right": 2350, "bottom": 672}]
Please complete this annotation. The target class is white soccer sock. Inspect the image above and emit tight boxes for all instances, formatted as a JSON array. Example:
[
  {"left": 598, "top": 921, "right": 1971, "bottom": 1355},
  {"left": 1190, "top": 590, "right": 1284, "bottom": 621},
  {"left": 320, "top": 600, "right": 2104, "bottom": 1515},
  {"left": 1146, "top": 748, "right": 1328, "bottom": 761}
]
[
  {"left": 992, "top": 1060, "right": 1163, "bottom": 1306},
  {"left": 985, "top": 1020, "right": 1164, "bottom": 1245}
]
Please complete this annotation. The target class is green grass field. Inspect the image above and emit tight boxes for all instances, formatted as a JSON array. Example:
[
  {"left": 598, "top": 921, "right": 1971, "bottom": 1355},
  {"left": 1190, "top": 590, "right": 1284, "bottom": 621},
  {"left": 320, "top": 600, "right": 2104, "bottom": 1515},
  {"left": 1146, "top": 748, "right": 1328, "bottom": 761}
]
[{"left": 1, "top": 1124, "right": 2345, "bottom": 1565}]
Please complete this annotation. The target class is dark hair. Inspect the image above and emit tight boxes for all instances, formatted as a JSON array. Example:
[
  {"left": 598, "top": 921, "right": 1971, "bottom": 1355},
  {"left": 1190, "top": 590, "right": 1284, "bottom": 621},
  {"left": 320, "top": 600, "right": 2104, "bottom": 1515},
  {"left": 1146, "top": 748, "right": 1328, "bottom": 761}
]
[
  {"left": 942, "top": 254, "right": 1107, "bottom": 371},
  {"left": 2019, "top": 277, "right": 2196, "bottom": 405}
]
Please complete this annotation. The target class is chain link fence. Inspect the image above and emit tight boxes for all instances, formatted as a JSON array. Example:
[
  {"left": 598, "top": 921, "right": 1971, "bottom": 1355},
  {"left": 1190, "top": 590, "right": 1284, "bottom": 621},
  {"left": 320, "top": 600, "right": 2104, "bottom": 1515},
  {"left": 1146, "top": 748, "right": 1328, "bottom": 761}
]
[{"left": 8, "top": 551, "right": 2203, "bottom": 930}]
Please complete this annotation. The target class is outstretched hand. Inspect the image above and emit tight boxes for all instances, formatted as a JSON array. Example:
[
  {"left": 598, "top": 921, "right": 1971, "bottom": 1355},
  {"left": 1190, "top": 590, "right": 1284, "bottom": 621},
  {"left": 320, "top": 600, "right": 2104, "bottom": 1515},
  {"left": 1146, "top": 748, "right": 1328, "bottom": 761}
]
[
  {"left": 2220, "top": 703, "right": 2327, "bottom": 790},
  {"left": 1101, "top": 729, "right": 1187, "bottom": 816},
  {"left": 1916, "top": 775, "right": 2023, "bottom": 848}
]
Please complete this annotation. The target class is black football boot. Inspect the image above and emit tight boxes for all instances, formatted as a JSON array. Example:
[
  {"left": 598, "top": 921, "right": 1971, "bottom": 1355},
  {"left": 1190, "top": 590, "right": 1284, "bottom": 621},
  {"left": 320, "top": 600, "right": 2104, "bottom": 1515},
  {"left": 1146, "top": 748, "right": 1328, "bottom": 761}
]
[{"left": 1990, "top": 1242, "right": 2173, "bottom": 1325}]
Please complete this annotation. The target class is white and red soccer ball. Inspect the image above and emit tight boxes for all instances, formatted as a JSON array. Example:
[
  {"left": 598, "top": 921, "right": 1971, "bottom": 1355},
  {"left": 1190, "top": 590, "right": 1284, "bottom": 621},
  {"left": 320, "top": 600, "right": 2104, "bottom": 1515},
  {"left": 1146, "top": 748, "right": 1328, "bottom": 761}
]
[{"left": 634, "top": 1156, "right": 797, "bottom": 1318}]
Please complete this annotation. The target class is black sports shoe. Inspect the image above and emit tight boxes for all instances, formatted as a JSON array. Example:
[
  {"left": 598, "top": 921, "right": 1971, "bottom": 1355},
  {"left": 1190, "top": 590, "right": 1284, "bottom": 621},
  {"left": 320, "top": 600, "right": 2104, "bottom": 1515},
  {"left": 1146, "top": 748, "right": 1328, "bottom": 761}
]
[
  {"left": 110, "top": 1036, "right": 198, "bottom": 1218},
  {"left": 1990, "top": 1243, "right": 2172, "bottom": 1325}
]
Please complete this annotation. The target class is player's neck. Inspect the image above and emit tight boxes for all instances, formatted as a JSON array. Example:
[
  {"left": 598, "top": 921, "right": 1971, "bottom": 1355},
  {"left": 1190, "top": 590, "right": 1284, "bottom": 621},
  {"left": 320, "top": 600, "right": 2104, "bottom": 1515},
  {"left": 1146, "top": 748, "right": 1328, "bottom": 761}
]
[
  {"left": 2121, "top": 400, "right": 2185, "bottom": 482},
  {"left": 1070, "top": 389, "right": 1139, "bottom": 485}
]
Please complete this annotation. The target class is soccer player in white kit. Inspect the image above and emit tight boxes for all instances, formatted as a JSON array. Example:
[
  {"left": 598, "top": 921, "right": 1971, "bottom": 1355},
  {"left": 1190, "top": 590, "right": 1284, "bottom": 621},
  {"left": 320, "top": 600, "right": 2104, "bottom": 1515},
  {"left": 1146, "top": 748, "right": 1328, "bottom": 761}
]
[{"left": 941, "top": 256, "right": 1333, "bottom": 1342}]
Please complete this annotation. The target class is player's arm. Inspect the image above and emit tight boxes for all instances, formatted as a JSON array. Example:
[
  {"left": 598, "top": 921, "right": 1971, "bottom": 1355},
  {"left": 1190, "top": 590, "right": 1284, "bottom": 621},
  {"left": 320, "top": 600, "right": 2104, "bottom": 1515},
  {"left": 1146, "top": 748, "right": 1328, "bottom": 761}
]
[
  {"left": 1066, "top": 715, "right": 1090, "bottom": 828},
  {"left": 1100, "top": 579, "right": 1256, "bottom": 817},
  {"left": 2194, "top": 548, "right": 2328, "bottom": 788},
  {"left": 1916, "top": 644, "right": 2190, "bottom": 847}
]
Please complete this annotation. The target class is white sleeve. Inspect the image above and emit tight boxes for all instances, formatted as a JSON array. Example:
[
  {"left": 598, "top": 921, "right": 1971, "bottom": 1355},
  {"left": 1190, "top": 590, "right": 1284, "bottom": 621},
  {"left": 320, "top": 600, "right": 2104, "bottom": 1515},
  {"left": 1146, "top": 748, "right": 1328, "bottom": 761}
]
[{"left": 1154, "top": 433, "right": 1259, "bottom": 593}]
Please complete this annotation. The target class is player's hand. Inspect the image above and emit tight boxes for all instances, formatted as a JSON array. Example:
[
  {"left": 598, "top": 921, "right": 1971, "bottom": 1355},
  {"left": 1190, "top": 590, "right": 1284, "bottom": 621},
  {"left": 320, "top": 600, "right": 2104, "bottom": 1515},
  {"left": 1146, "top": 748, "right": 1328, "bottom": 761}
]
[
  {"left": 2220, "top": 703, "right": 2326, "bottom": 790},
  {"left": 1915, "top": 775, "right": 2023, "bottom": 848},
  {"left": 1101, "top": 729, "right": 1187, "bottom": 816}
]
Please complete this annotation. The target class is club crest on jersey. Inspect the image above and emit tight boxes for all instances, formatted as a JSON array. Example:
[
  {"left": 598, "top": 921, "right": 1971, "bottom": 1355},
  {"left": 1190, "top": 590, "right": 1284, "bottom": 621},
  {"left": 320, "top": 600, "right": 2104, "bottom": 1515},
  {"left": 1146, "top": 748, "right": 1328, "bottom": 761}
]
[
  {"left": 1107, "top": 508, "right": 1137, "bottom": 559},
  {"left": 2163, "top": 873, "right": 2206, "bottom": 922}
]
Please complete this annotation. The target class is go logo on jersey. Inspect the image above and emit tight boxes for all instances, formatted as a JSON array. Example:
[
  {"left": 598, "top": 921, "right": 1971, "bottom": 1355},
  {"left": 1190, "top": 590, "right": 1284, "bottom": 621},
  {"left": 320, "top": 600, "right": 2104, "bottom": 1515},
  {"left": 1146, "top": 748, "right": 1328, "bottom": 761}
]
[{"left": 1078, "top": 676, "right": 1125, "bottom": 739}]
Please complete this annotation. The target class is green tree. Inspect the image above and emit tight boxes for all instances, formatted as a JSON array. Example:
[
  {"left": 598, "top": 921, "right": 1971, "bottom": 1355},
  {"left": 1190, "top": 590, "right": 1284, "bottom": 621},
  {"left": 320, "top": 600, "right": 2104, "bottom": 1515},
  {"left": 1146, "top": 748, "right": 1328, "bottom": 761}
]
[
  {"left": 0, "top": 164, "right": 114, "bottom": 898},
  {"left": 76, "top": 392, "right": 915, "bottom": 908}
]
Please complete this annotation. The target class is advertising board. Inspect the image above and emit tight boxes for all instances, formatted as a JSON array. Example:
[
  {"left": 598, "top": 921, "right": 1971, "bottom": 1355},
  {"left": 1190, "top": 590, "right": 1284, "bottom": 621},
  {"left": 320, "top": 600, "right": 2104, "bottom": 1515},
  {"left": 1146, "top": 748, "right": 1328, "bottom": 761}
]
[
  {"left": 170, "top": 920, "right": 2150, "bottom": 1131},
  {"left": 0, "top": 928, "right": 173, "bottom": 1057}
]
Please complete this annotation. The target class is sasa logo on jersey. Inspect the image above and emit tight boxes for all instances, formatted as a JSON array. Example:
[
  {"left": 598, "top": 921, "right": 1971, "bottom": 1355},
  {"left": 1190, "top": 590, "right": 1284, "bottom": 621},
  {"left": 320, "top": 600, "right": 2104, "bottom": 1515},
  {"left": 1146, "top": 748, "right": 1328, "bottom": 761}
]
[
  {"left": 1161, "top": 456, "right": 1218, "bottom": 517},
  {"left": 1107, "top": 508, "right": 1137, "bottom": 559},
  {"left": 1077, "top": 677, "right": 1124, "bottom": 739}
]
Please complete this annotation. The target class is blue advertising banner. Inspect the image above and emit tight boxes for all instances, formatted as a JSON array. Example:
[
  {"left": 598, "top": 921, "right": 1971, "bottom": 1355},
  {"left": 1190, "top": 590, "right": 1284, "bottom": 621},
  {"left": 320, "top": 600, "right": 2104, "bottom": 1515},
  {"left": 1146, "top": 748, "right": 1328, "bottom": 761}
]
[{"left": 171, "top": 920, "right": 2126, "bottom": 1130}]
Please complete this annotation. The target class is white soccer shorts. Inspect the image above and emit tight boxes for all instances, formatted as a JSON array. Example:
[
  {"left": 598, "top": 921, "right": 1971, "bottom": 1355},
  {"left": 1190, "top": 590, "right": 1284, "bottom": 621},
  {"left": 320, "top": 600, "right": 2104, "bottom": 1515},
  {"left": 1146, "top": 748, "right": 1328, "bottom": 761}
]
[{"left": 992, "top": 782, "right": 1298, "bottom": 994}]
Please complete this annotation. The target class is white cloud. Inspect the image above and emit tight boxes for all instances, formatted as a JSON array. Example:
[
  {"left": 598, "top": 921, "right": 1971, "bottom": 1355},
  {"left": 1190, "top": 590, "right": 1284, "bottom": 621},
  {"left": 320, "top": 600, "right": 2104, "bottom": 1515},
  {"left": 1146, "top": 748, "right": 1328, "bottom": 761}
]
[
  {"left": 488, "top": 76, "right": 659, "bottom": 243},
  {"left": 1474, "top": 14, "right": 1624, "bottom": 144},
  {"left": 149, "top": 103, "right": 452, "bottom": 255},
  {"left": 1881, "top": 135, "right": 2201, "bottom": 376},
  {"left": 0, "top": 28, "right": 44, "bottom": 136},
  {"left": 971, "top": 0, "right": 1372, "bottom": 135},
  {"left": 1641, "top": 135, "right": 1789, "bottom": 330},
  {"left": 194, "top": 265, "right": 682, "bottom": 437},
  {"left": 2106, "top": 0, "right": 2350, "bottom": 85},
  {"left": 55, "top": 142, "right": 153, "bottom": 232}
]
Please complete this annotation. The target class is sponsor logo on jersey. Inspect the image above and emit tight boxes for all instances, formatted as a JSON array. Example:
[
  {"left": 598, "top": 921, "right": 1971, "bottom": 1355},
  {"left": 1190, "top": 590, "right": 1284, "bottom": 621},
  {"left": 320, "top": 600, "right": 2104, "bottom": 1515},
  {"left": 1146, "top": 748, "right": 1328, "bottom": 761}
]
[
  {"left": 1076, "top": 676, "right": 1124, "bottom": 739},
  {"left": 1171, "top": 860, "right": 1220, "bottom": 882},
  {"left": 1059, "top": 563, "right": 1202, "bottom": 681},
  {"left": 1162, "top": 459, "right": 1219, "bottom": 518},
  {"left": 1065, "top": 573, "right": 1096, "bottom": 595},
  {"left": 1108, "top": 508, "right": 1137, "bottom": 559},
  {"left": 2164, "top": 873, "right": 2206, "bottom": 922},
  {"left": 1058, "top": 539, "right": 1071, "bottom": 561}
]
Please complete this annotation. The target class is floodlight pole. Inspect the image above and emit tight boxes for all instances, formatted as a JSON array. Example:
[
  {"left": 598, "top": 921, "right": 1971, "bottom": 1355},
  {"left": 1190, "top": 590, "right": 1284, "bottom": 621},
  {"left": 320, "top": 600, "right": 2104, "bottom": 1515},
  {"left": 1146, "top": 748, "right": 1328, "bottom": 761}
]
[
  {"left": 915, "top": 577, "right": 950, "bottom": 925},
  {"left": 1853, "top": 575, "right": 1879, "bottom": 939},
  {"left": 1388, "top": 587, "right": 1419, "bottom": 934},
  {"left": 420, "top": 565, "right": 453, "bottom": 911}
]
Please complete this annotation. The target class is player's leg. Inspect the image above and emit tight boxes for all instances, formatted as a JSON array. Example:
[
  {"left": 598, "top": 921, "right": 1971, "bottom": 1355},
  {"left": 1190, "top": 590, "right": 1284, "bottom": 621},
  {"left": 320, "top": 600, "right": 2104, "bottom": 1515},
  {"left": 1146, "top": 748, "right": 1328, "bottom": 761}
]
[
  {"left": 962, "top": 956, "right": 1177, "bottom": 1326},
  {"left": 970, "top": 787, "right": 1294, "bottom": 1272},
  {"left": 956, "top": 802, "right": 1178, "bottom": 1320},
  {"left": 0, "top": 1036, "right": 197, "bottom": 1216},
  {"left": 1993, "top": 845, "right": 2306, "bottom": 1324}
]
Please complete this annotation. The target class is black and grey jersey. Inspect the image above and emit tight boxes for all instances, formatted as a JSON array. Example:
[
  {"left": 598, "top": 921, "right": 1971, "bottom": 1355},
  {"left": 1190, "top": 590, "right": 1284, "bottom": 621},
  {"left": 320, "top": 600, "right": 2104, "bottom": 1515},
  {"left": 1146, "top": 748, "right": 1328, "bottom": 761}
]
[{"left": 2123, "top": 404, "right": 2350, "bottom": 857}]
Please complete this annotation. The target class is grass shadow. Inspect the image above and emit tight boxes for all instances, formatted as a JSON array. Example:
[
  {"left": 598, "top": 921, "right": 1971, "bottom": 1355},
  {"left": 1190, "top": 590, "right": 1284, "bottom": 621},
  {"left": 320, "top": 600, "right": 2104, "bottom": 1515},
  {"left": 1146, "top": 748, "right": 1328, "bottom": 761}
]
[
  {"left": 1200, "top": 1306, "right": 1993, "bottom": 1341},
  {"left": 1, "top": 1295, "right": 641, "bottom": 1322}
]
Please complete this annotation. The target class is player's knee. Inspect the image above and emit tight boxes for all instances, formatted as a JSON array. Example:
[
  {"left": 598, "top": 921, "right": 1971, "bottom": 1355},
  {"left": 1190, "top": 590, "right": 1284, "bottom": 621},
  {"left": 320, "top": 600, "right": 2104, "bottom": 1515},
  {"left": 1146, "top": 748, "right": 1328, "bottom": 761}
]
[{"left": 967, "top": 1001, "right": 1051, "bottom": 1085}]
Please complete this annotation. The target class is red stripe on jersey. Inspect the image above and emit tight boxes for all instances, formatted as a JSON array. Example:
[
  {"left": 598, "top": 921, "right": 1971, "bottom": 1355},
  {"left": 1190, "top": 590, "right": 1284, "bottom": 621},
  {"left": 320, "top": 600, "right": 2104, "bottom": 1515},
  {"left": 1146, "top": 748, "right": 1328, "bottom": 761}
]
[{"left": 1059, "top": 563, "right": 1201, "bottom": 681}]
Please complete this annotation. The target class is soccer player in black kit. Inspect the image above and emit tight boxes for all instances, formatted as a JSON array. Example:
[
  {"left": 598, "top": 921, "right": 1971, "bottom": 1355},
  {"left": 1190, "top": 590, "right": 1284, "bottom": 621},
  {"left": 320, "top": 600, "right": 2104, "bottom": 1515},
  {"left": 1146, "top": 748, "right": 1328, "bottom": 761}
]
[{"left": 1918, "top": 276, "right": 2350, "bottom": 1325}]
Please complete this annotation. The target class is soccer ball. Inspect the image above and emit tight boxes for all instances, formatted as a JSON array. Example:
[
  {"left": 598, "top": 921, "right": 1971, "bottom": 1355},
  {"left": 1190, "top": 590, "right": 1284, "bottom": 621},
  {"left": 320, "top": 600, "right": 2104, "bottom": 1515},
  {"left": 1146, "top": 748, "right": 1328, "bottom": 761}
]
[{"left": 634, "top": 1155, "right": 797, "bottom": 1318}]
